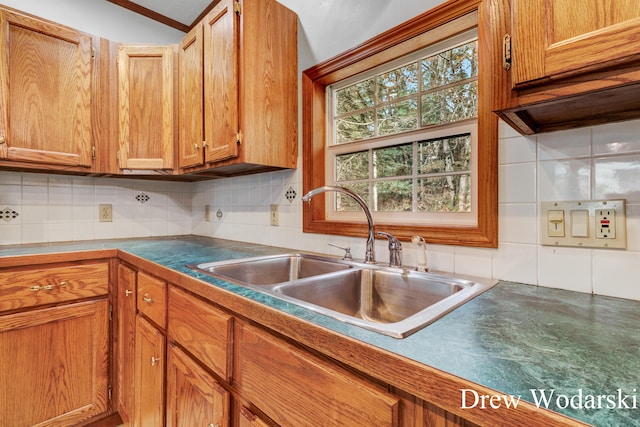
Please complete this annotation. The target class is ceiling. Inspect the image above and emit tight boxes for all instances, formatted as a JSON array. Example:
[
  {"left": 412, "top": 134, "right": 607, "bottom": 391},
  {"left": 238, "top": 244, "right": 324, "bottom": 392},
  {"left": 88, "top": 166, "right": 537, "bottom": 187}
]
[{"left": 107, "top": 0, "right": 213, "bottom": 32}]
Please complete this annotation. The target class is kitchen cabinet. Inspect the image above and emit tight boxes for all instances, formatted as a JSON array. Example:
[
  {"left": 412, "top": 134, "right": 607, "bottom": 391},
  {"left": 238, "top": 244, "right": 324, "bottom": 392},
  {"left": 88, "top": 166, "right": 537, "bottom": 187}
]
[
  {"left": 117, "top": 45, "right": 176, "bottom": 171},
  {"left": 117, "top": 264, "right": 137, "bottom": 423},
  {"left": 0, "top": 7, "right": 94, "bottom": 171},
  {"left": 238, "top": 406, "right": 269, "bottom": 427},
  {"left": 166, "top": 343, "right": 230, "bottom": 427},
  {"left": 134, "top": 315, "right": 166, "bottom": 427},
  {"left": 494, "top": 0, "right": 640, "bottom": 134},
  {"left": 178, "top": 0, "right": 298, "bottom": 176},
  {"left": 0, "top": 260, "right": 110, "bottom": 426},
  {"left": 235, "top": 321, "right": 400, "bottom": 427}
]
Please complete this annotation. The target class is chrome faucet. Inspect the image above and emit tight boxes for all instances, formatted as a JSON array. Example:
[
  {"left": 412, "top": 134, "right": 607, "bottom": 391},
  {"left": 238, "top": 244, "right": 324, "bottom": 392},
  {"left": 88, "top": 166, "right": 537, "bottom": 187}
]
[
  {"left": 377, "top": 231, "right": 402, "bottom": 268},
  {"left": 302, "top": 185, "right": 375, "bottom": 263}
]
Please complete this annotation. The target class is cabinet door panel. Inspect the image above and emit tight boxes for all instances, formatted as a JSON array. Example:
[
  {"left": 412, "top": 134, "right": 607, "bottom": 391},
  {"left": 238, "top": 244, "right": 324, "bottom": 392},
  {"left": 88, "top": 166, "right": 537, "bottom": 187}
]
[
  {"left": 513, "top": 0, "right": 640, "bottom": 85},
  {"left": 178, "top": 23, "right": 204, "bottom": 169},
  {"left": 166, "top": 344, "right": 230, "bottom": 427},
  {"left": 203, "top": 0, "right": 239, "bottom": 163},
  {"left": 0, "top": 300, "right": 109, "bottom": 426},
  {"left": 117, "top": 264, "right": 137, "bottom": 423},
  {"left": 0, "top": 9, "right": 92, "bottom": 167},
  {"left": 118, "top": 45, "right": 174, "bottom": 170},
  {"left": 134, "top": 316, "right": 165, "bottom": 427}
]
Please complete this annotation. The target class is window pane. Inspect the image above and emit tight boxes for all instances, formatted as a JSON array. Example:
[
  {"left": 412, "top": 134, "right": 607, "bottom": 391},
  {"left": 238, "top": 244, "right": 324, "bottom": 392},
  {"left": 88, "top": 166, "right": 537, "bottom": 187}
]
[
  {"left": 336, "top": 182, "right": 369, "bottom": 211},
  {"left": 373, "top": 143, "right": 412, "bottom": 178},
  {"left": 422, "top": 41, "right": 477, "bottom": 89},
  {"left": 336, "top": 151, "right": 369, "bottom": 181},
  {"left": 374, "top": 180, "right": 412, "bottom": 212},
  {"left": 377, "top": 63, "right": 418, "bottom": 102},
  {"left": 336, "top": 111, "right": 375, "bottom": 143},
  {"left": 377, "top": 99, "right": 418, "bottom": 136},
  {"left": 335, "top": 79, "right": 374, "bottom": 114},
  {"left": 418, "top": 135, "right": 471, "bottom": 174},
  {"left": 421, "top": 81, "right": 477, "bottom": 126},
  {"left": 417, "top": 175, "right": 471, "bottom": 212}
]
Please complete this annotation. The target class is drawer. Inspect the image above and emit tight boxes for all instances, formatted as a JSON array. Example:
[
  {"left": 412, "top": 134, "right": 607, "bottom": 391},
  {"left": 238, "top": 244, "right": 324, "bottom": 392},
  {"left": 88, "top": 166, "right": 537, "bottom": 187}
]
[
  {"left": 0, "top": 262, "right": 109, "bottom": 312},
  {"left": 137, "top": 271, "right": 166, "bottom": 329},
  {"left": 168, "top": 286, "right": 233, "bottom": 381},
  {"left": 236, "top": 323, "right": 400, "bottom": 427}
]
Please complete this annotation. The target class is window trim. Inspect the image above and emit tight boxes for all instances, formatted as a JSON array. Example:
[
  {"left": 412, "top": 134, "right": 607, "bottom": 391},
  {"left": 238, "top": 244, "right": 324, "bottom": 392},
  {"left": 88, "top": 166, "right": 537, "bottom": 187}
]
[{"left": 302, "top": 0, "right": 497, "bottom": 247}]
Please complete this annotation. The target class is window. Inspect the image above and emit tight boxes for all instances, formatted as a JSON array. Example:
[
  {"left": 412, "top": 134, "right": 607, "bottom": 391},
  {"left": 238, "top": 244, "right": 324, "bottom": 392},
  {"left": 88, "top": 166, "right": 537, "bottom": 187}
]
[{"left": 302, "top": 0, "right": 497, "bottom": 247}]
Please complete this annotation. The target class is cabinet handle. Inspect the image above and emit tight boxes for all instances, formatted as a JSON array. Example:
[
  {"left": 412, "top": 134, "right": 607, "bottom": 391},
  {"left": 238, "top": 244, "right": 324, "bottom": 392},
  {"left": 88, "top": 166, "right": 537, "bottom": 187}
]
[
  {"left": 142, "top": 293, "right": 154, "bottom": 304},
  {"left": 208, "top": 424, "right": 219, "bottom": 427},
  {"left": 0, "top": 136, "right": 5, "bottom": 144},
  {"left": 29, "top": 281, "right": 69, "bottom": 292},
  {"left": 194, "top": 143, "right": 199, "bottom": 150},
  {"left": 125, "top": 289, "right": 133, "bottom": 297},
  {"left": 150, "top": 356, "right": 160, "bottom": 366}
]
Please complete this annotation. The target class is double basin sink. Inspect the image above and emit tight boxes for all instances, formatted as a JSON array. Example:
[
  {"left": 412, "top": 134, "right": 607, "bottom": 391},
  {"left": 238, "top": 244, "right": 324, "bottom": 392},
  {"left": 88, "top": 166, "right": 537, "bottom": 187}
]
[{"left": 189, "top": 253, "right": 496, "bottom": 338}]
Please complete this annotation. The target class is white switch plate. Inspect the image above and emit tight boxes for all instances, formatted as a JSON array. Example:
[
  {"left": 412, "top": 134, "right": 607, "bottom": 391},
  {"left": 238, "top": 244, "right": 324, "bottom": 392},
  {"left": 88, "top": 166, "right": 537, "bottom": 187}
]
[{"left": 540, "top": 200, "right": 626, "bottom": 249}]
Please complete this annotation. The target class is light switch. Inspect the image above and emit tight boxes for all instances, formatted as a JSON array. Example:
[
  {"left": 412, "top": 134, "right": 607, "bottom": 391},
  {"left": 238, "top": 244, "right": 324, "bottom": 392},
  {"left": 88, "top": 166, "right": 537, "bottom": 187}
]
[
  {"left": 571, "top": 210, "right": 589, "bottom": 237},
  {"left": 547, "top": 210, "right": 565, "bottom": 237}
]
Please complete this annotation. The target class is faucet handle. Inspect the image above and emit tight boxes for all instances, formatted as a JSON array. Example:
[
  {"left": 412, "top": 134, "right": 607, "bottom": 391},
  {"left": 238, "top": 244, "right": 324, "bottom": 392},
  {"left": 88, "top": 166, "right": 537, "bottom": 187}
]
[
  {"left": 328, "top": 243, "right": 353, "bottom": 260},
  {"left": 376, "top": 232, "right": 402, "bottom": 267}
]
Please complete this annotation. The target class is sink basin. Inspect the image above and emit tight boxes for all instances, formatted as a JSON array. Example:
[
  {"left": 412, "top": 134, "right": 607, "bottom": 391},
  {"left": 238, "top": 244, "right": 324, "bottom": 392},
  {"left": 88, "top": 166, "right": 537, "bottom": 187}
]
[
  {"left": 188, "top": 254, "right": 496, "bottom": 338},
  {"left": 189, "top": 253, "right": 351, "bottom": 286}
]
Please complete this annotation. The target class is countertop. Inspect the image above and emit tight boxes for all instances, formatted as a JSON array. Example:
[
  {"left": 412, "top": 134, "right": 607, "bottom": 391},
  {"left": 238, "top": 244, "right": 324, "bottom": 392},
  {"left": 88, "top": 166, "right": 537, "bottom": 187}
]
[{"left": 1, "top": 235, "right": 638, "bottom": 427}]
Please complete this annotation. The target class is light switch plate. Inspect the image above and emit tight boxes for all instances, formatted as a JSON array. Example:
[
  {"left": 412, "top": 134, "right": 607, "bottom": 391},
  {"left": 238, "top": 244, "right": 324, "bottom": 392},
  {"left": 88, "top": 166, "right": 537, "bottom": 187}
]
[{"left": 540, "top": 200, "right": 626, "bottom": 249}]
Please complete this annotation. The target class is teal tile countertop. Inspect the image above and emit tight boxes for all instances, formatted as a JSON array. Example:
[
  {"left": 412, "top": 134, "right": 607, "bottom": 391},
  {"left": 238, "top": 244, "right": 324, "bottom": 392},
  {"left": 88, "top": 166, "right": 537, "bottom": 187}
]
[{"left": 1, "top": 235, "right": 639, "bottom": 427}]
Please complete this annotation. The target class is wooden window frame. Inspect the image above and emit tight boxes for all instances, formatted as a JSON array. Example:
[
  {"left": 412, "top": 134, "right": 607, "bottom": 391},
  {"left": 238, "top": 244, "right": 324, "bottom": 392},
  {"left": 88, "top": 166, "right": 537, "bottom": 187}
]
[{"left": 302, "top": 0, "right": 497, "bottom": 247}]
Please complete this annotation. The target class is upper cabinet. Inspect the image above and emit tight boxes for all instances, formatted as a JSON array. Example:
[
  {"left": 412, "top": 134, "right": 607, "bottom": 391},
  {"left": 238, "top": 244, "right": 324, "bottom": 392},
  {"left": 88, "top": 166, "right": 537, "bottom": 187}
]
[
  {"left": 178, "top": 0, "right": 298, "bottom": 176},
  {"left": 494, "top": 0, "right": 640, "bottom": 134},
  {"left": 118, "top": 45, "right": 176, "bottom": 171},
  {"left": 0, "top": 8, "right": 94, "bottom": 171}
]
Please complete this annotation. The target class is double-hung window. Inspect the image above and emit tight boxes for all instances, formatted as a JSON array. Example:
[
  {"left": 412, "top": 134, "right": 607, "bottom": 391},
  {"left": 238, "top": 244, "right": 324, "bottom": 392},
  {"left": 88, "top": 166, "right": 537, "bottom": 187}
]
[{"left": 302, "top": 0, "right": 497, "bottom": 247}]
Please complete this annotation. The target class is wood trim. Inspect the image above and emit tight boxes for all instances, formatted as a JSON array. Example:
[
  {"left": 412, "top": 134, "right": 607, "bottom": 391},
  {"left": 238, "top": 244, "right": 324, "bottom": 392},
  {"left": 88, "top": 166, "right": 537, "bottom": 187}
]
[
  {"left": 301, "top": 0, "right": 498, "bottom": 248},
  {"left": 106, "top": 0, "right": 190, "bottom": 33}
]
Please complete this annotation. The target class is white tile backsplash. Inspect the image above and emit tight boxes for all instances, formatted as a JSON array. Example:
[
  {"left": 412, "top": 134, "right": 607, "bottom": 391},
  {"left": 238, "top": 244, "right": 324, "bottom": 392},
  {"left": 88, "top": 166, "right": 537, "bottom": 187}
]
[{"left": 2, "top": 118, "right": 640, "bottom": 302}]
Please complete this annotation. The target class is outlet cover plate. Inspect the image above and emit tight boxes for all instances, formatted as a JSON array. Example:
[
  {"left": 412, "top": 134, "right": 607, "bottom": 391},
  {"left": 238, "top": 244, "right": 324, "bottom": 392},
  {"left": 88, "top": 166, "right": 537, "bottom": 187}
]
[{"left": 540, "top": 200, "right": 626, "bottom": 249}]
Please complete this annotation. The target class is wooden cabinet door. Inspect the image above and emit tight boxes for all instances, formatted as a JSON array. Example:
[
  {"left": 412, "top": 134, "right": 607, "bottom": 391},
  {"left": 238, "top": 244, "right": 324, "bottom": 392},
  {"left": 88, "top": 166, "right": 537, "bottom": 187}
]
[
  {"left": 178, "top": 23, "right": 205, "bottom": 169},
  {"left": 118, "top": 45, "right": 175, "bottom": 170},
  {"left": 0, "top": 300, "right": 109, "bottom": 426},
  {"left": 134, "top": 315, "right": 166, "bottom": 427},
  {"left": 238, "top": 406, "right": 269, "bottom": 427},
  {"left": 166, "top": 344, "right": 230, "bottom": 427},
  {"left": 117, "top": 264, "right": 137, "bottom": 423},
  {"left": 203, "top": 0, "right": 240, "bottom": 164},
  {"left": 512, "top": 0, "right": 640, "bottom": 86},
  {"left": 0, "top": 9, "right": 93, "bottom": 168}
]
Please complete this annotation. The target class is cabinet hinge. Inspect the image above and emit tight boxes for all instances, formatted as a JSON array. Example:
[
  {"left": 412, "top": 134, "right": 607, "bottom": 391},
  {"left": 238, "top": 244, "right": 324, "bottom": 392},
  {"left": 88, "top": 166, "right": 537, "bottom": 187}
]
[
  {"left": 91, "top": 145, "right": 96, "bottom": 160},
  {"left": 236, "top": 132, "right": 242, "bottom": 144},
  {"left": 108, "top": 385, "right": 112, "bottom": 401},
  {"left": 234, "top": 1, "right": 242, "bottom": 15},
  {"left": 116, "top": 150, "right": 120, "bottom": 160},
  {"left": 503, "top": 34, "right": 512, "bottom": 71},
  {"left": 91, "top": 46, "right": 96, "bottom": 59},
  {"left": 109, "top": 304, "right": 113, "bottom": 321}
]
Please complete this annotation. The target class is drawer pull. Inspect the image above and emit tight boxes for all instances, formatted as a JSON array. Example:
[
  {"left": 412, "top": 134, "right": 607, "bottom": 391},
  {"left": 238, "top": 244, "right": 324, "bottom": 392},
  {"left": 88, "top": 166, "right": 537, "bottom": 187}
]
[
  {"left": 29, "top": 281, "right": 68, "bottom": 292},
  {"left": 142, "top": 293, "right": 154, "bottom": 304},
  {"left": 125, "top": 289, "right": 133, "bottom": 297},
  {"left": 150, "top": 356, "right": 160, "bottom": 366},
  {"left": 29, "top": 285, "right": 41, "bottom": 292}
]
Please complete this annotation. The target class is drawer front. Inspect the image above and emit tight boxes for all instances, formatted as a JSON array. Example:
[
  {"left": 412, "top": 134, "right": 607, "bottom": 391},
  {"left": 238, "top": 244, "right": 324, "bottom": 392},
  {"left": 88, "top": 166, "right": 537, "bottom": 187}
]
[
  {"left": 0, "top": 262, "right": 109, "bottom": 312},
  {"left": 236, "top": 323, "right": 400, "bottom": 427},
  {"left": 137, "top": 271, "right": 167, "bottom": 329},
  {"left": 168, "top": 286, "right": 233, "bottom": 381}
]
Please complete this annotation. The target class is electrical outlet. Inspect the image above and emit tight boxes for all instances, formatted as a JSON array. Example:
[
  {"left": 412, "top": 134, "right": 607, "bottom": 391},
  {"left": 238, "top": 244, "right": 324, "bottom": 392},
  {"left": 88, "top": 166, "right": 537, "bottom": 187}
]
[
  {"left": 270, "top": 204, "right": 279, "bottom": 226},
  {"left": 99, "top": 204, "right": 112, "bottom": 222},
  {"left": 596, "top": 209, "right": 616, "bottom": 239}
]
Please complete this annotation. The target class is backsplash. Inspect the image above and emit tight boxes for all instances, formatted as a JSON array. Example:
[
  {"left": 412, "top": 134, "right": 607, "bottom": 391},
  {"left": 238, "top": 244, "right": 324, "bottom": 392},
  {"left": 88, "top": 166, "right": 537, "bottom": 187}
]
[{"left": 1, "top": 119, "right": 639, "bottom": 301}]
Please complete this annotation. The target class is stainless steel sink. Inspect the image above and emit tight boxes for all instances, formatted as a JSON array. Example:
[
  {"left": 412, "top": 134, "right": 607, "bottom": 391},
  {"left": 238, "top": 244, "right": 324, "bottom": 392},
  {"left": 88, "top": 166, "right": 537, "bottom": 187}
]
[
  {"left": 189, "top": 254, "right": 496, "bottom": 338},
  {"left": 189, "top": 253, "right": 351, "bottom": 286}
]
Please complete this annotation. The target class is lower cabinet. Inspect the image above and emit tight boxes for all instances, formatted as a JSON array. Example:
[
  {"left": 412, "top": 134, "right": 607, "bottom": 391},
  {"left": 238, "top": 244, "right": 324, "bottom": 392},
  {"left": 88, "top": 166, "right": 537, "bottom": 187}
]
[
  {"left": 0, "top": 299, "right": 110, "bottom": 426},
  {"left": 166, "top": 343, "right": 230, "bottom": 427},
  {"left": 134, "top": 315, "right": 166, "bottom": 427}
]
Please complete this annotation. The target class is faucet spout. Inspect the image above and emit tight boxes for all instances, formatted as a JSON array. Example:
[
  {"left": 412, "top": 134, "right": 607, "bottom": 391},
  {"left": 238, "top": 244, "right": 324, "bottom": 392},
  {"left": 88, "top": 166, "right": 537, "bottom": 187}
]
[{"left": 302, "top": 185, "right": 375, "bottom": 263}]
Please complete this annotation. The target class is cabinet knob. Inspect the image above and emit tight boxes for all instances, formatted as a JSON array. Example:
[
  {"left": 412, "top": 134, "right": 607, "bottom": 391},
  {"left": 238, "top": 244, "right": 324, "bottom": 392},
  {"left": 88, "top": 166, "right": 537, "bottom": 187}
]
[
  {"left": 142, "top": 293, "right": 154, "bottom": 304},
  {"left": 194, "top": 143, "right": 199, "bottom": 150},
  {"left": 0, "top": 136, "right": 5, "bottom": 144},
  {"left": 125, "top": 289, "right": 133, "bottom": 297},
  {"left": 150, "top": 356, "right": 160, "bottom": 366}
]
